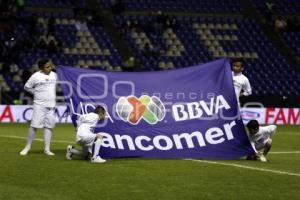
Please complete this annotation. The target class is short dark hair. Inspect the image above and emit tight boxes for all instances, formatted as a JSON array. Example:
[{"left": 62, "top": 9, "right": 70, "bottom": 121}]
[
  {"left": 247, "top": 120, "right": 259, "bottom": 130},
  {"left": 38, "top": 58, "right": 50, "bottom": 69},
  {"left": 94, "top": 105, "right": 106, "bottom": 115},
  {"left": 232, "top": 58, "right": 245, "bottom": 67}
]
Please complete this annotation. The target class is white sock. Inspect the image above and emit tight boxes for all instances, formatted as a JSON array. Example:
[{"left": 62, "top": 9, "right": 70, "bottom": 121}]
[
  {"left": 81, "top": 146, "right": 91, "bottom": 160},
  {"left": 71, "top": 148, "right": 82, "bottom": 156},
  {"left": 92, "top": 138, "right": 103, "bottom": 159},
  {"left": 44, "top": 128, "right": 52, "bottom": 152},
  {"left": 24, "top": 127, "right": 37, "bottom": 149}
]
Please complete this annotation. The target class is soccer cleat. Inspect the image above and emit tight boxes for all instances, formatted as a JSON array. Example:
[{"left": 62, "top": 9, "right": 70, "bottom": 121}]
[
  {"left": 44, "top": 150, "right": 55, "bottom": 156},
  {"left": 91, "top": 156, "right": 106, "bottom": 163},
  {"left": 66, "top": 145, "right": 73, "bottom": 160},
  {"left": 258, "top": 154, "right": 267, "bottom": 162},
  {"left": 20, "top": 148, "right": 30, "bottom": 156}
]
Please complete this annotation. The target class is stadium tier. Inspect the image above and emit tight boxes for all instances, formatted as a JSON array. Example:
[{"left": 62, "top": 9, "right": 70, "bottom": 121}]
[
  {"left": 0, "top": 0, "right": 299, "bottom": 105},
  {"left": 24, "top": 0, "right": 86, "bottom": 8},
  {"left": 100, "top": 0, "right": 243, "bottom": 13},
  {"left": 251, "top": 0, "right": 300, "bottom": 15},
  {"left": 282, "top": 31, "right": 300, "bottom": 57},
  {"left": 115, "top": 15, "right": 299, "bottom": 96}
]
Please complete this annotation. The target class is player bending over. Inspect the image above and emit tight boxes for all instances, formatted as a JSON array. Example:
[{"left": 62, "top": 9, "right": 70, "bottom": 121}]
[
  {"left": 246, "top": 119, "right": 277, "bottom": 162},
  {"left": 66, "top": 105, "right": 106, "bottom": 163}
]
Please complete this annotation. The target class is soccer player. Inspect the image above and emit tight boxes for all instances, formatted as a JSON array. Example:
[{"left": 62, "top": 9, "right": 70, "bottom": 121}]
[
  {"left": 20, "top": 59, "right": 57, "bottom": 156},
  {"left": 66, "top": 105, "right": 106, "bottom": 163},
  {"left": 246, "top": 119, "right": 277, "bottom": 162},
  {"left": 232, "top": 58, "right": 252, "bottom": 106}
]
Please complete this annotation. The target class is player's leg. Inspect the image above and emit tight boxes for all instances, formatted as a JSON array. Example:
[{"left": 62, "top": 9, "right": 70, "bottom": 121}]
[
  {"left": 77, "top": 133, "right": 105, "bottom": 163},
  {"left": 82, "top": 145, "right": 92, "bottom": 160},
  {"left": 264, "top": 128, "right": 276, "bottom": 157},
  {"left": 255, "top": 139, "right": 272, "bottom": 162},
  {"left": 77, "top": 134, "right": 95, "bottom": 161},
  {"left": 44, "top": 108, "right": 56, "bottom": 156},
  {"left": 44, "top": 128, "right": 54, "bottom": 156},
  {"left": 263, "top": 139, "right": 272, "bottom": 156},
  {"left": 91, "top": 133, "right": 106, "bottom": 163},
  {"left": 254, "top": 141, "right": 267, "bottom": 162},
  {"left": 66, "top": 145, "right": 82, "bottom": 160},
  {"left": 92, "top": 134, "right": 103, "bottom": 159},
  {"left": 20, "top": 126, "right": 37, "bottom": 155},
  {"left": 254, "top": 143, "right": 267, "bottom": 162},
  {"left": 20, "top": 105, "right": 44, "bottom": 155}
]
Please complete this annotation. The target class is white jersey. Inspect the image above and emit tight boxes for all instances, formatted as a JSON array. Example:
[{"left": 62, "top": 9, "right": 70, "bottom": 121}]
[
  {"left": 77, "top": 113, "right": 100, "bottom": 137},
  {"left": 248, "top": 125, "right": 277, "bottom": 151},
  {"left": 25, "top": 71, "right": 57, "bottom": 107},
  {"left": 232, "top": 72, "right": 252, "bottom": 103}
]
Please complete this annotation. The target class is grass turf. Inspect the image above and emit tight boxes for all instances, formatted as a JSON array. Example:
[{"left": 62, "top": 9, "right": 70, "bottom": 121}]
[{"left": 0, "top": 124, "right": 299, "bottom": 200}]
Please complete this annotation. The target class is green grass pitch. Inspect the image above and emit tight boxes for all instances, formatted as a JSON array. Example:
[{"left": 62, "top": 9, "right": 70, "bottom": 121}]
[{"left": 0, "top": 123, "right": 299, "bottom": 200}]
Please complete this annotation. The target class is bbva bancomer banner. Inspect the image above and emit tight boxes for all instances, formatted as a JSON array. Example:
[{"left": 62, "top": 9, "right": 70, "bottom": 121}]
[{"left": 57, "top": 59, "right": 255, "bottom": 159}]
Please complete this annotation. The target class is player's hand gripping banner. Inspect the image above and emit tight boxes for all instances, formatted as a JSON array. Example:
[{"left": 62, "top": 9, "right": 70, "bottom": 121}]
[{"left": 57, "top": 58, "right": 255, "bottom": 159}]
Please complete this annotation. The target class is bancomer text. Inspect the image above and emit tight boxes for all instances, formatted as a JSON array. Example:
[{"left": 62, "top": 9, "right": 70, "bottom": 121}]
[{"left": 100, "top": 121, "right": 236, "bottom": 151}]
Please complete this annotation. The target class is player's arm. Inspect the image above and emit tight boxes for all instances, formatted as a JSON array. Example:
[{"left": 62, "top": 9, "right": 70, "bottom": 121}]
[
  {"left": 24, "top": 86, "right": 35, "bottom": 95},
  {"left": 250, "top": 140, "right": 258, "bottom": 153},
  {"left": 240, "top": 78, "right": 252, "bottom": 97},
  {"left": 24, "top": 75, "right": 36, "bottom": 95}
]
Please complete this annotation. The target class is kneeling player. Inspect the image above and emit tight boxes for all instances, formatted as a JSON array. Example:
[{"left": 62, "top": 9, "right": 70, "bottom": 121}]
[
  {"left": 66, "top": 105, "right": 106, "bottom": 163},
  {"left": 246, "top": 119, "right": 277, "bottom": 162}
]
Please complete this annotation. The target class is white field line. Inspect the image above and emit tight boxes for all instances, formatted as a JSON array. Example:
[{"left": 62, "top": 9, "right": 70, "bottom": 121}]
[
  {"left": 1, "top": 134, "right": 300, "bottom": 177},
  {"left": 0, "top": 135, "right": 73, "bottom": 144},
  {"left": 1, "top": 135, "right": 300, "bottom": 154},
  {"left": 187, "top": 159, "right": 300, "bottom": 177},
  {"left": 270, "top": 151, "right": 300, "bottom": 154}
]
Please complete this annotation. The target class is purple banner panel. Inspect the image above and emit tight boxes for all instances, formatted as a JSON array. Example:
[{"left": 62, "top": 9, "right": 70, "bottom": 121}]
[{"left": 57, "top": 58, "right": 255, "bottom": 159}]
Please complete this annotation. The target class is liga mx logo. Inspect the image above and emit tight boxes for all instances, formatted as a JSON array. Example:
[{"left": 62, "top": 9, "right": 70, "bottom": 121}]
[{"left": 116, "top": 95, "right": 166, "bottom": 125}]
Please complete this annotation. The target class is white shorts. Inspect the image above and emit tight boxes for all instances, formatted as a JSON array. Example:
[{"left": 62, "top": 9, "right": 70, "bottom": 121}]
[
  {"left": 31, "top": 105, "right": 56, "bottom": 129},
  {"left": 76, "top": 132, "right": 97, "bottom": 147}
]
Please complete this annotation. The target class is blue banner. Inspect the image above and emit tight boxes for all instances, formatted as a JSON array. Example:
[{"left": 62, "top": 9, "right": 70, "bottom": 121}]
[{"left": 57, "top": 58, "right": 255, "bottom": 159}]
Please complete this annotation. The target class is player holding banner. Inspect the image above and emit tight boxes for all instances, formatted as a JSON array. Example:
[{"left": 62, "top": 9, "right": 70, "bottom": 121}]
[
  {"left": 246, "top": 119, "right": 277, "bottom": 162},
  {"left": 20, "top": 59, "right": 57, "bottom": 156},
  {"left": 232, "top": 58, "right": 252, "bottom": 106},
  {"left": 66, "top": 105, "right": 106, "bottom": 163}
]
